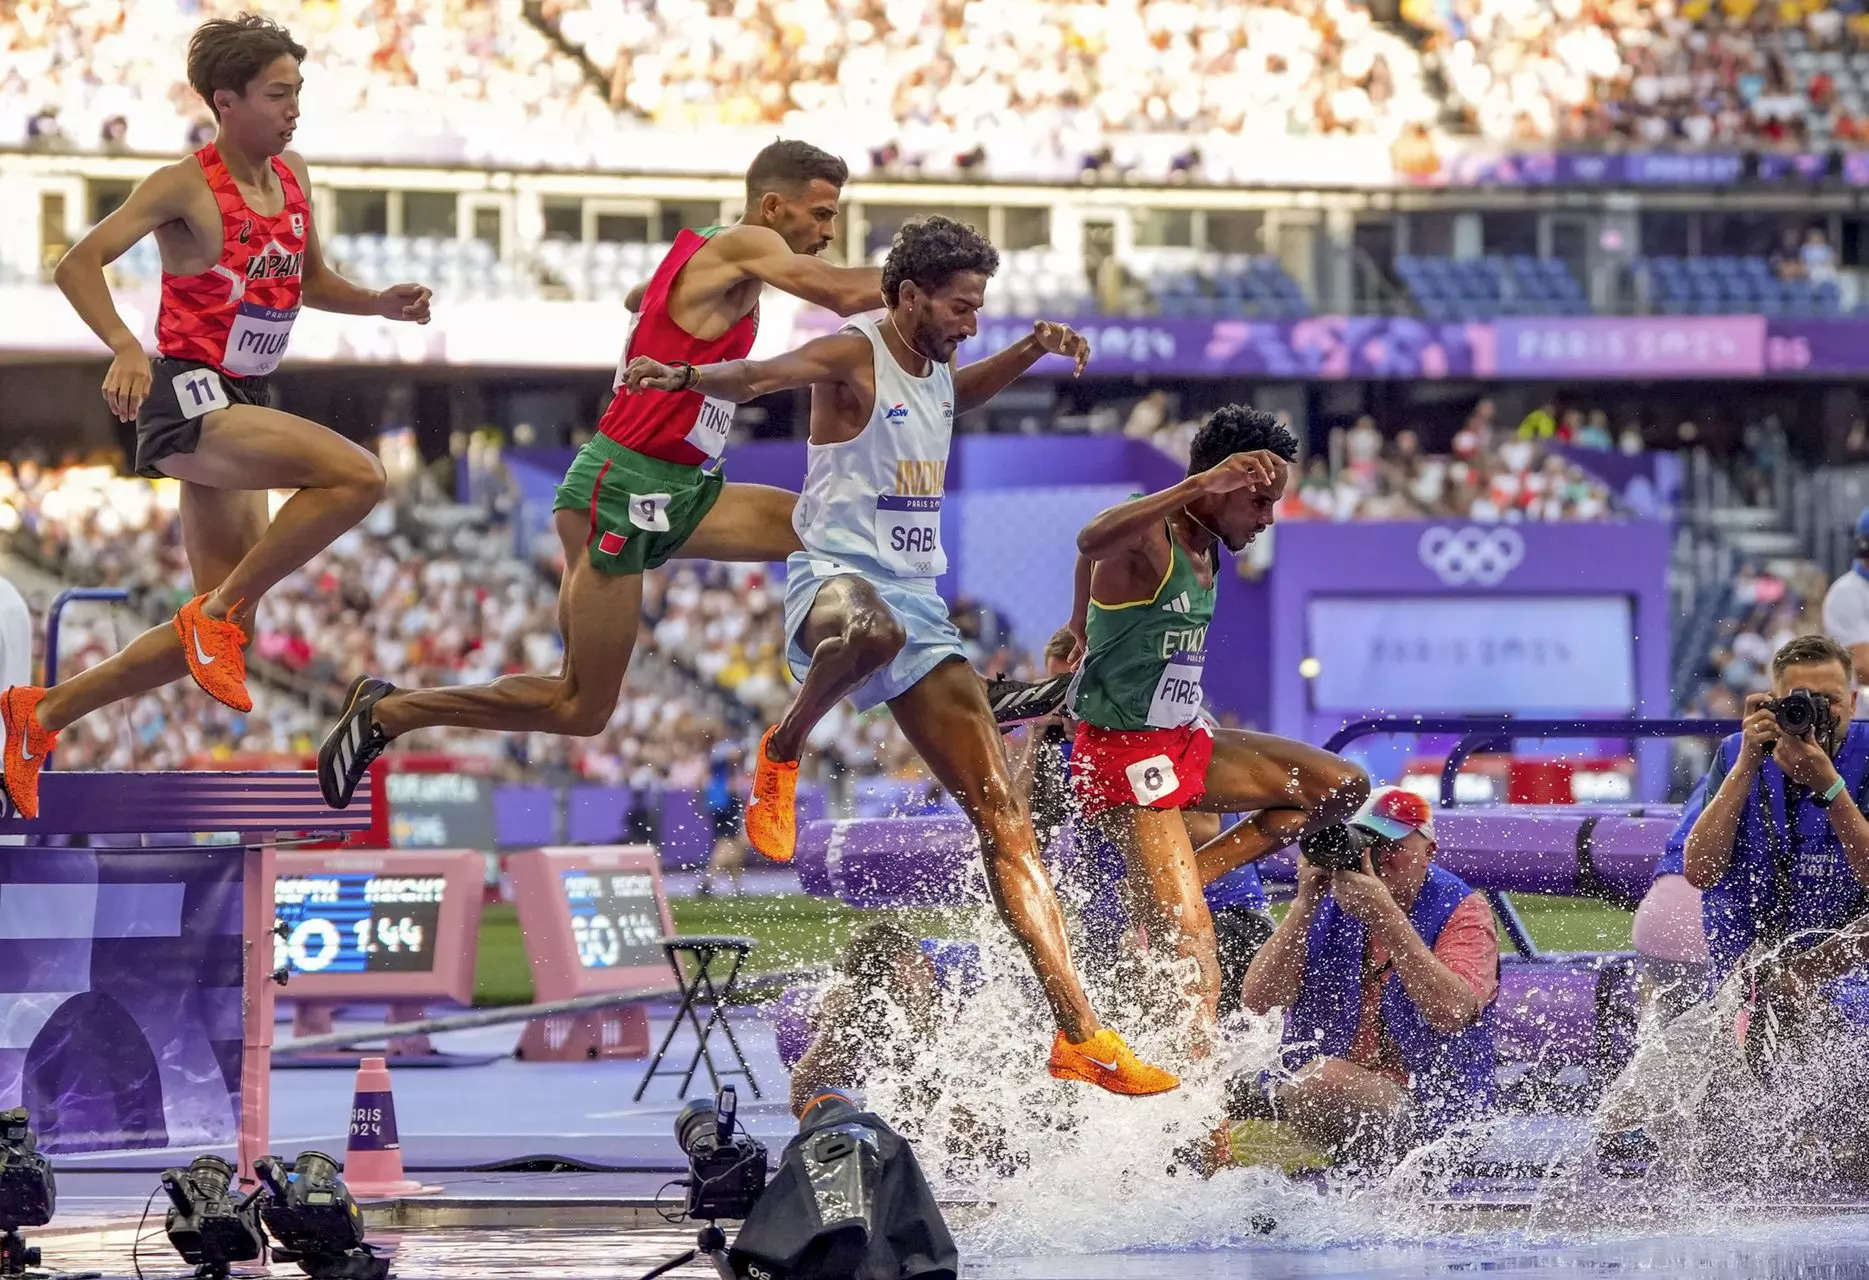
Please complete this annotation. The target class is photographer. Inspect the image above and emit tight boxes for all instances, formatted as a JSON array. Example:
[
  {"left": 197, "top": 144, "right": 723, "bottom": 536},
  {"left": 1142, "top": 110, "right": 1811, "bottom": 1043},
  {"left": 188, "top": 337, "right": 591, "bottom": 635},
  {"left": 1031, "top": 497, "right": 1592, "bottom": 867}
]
[
  {"left": 1239, "top": 788, "right": 1499, "bottom": 1160},
  {"left": 1679, "top": 634, "right": 1869, "bottom": 987}
]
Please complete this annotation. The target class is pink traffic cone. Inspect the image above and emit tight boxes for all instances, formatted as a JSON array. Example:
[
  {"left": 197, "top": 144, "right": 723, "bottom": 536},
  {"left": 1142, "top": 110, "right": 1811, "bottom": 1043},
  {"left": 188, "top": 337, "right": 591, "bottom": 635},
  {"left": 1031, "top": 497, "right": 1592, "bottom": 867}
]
[{"left": 342, "top": 1057, "right": 439, "bottom": 1197}]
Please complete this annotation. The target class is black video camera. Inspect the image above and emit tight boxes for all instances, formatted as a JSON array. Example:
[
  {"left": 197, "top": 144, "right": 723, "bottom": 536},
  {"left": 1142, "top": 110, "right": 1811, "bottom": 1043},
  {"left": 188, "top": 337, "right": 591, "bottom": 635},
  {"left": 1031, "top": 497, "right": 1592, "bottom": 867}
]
[
  {"left": 1299, "top": 822, "right": 1378, "bottom": 873},
  {"left": 161, "top": 1155, "right": 265, "bottom": 1279},
  {"left": 675, "top": 1087, "right": 769, "bottom": 1223},
  {"left": 0, "top": 1108, "right": 55, "bottom": 1277},
  {"left": 254, "top": 1151, "right": 386, "bottom": 1280},
  {"left": 1766, "top": 688, "right": 1835, "bottom": 741}
]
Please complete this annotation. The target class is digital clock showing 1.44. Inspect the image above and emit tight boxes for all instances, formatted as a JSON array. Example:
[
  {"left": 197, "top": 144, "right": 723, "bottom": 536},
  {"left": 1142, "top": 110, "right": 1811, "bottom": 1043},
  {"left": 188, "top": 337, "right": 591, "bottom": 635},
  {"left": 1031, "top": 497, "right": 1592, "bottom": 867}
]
[{"left": 273, "top": 873, "right": 447, "bottom": 975}]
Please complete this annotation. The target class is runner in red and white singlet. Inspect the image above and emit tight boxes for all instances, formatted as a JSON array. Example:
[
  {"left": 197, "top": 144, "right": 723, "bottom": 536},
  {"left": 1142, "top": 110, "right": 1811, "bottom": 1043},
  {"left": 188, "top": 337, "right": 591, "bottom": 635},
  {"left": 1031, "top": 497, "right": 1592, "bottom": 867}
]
[
  {"left": 1, "top": 14, "right": 432, "bottom": 822},
  {"left": 317, "top": 140, "right": 884, "bottom": 810}
]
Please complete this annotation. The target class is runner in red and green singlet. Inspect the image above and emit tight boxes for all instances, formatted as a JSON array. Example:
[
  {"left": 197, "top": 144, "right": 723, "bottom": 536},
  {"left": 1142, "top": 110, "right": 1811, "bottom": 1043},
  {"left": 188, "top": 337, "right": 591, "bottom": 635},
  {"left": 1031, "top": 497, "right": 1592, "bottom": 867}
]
[{"left": 319, "top": 140, "right": 885, "bottom": 807}]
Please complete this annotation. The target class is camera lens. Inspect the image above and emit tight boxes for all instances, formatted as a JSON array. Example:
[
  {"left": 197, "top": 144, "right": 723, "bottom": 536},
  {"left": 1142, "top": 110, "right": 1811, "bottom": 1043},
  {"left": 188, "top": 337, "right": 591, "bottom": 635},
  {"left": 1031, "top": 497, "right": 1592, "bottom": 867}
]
[
  {"left": 674, "top": 1098, "right": 717, "bottom": 1156},
  {"left": 294, "top": 1151, "right": 340, "bottom": 1184},
  {"left": 188, "top": 1155, "right": 236, "bottom": 1201}
]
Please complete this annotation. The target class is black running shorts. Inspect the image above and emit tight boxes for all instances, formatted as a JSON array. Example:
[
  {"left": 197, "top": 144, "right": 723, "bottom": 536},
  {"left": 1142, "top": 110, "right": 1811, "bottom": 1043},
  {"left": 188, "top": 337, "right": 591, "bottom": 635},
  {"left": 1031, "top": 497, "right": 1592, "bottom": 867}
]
[{"left": 135, "top": 357, "right": 274, "bottom": 478}]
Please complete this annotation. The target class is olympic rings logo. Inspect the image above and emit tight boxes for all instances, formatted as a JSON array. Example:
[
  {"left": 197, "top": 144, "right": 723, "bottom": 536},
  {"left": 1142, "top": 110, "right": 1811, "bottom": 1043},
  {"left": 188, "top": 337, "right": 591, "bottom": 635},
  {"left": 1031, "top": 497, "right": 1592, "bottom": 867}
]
[{"left": 1417, "top": 526, "right": 1526, "bottom": 587}]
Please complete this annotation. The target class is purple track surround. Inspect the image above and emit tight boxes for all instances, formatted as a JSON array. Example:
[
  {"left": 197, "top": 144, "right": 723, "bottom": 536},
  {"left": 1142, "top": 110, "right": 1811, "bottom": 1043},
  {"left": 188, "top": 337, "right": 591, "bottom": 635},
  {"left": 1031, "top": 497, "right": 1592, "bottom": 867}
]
[{"left": 798, "top": 804, "right": 1680, "bottom": 909}]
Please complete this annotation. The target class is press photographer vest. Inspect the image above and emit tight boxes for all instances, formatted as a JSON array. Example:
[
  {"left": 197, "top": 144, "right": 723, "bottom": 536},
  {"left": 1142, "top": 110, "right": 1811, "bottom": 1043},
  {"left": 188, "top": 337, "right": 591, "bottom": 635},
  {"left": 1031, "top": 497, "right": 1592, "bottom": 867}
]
[
  {"left": 1283, "top": 864, "right": 1498, "bottom": 1122},
  {"left": 1699, "top": 722, "right": 1869, "bottom": 982}
]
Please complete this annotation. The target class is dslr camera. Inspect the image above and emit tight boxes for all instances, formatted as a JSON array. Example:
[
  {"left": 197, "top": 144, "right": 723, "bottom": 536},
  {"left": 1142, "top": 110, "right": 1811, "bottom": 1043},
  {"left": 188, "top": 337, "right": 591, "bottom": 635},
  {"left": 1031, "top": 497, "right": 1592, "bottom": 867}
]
[
  {"left": 1765, "top": 688, "right": 1835, "bottom": 741},
  {"left": 1299, "top": 822, "right": 1379, "bottom": 873},
  {"left": 0, "top": 1108, "right": 55, "bottom": 1276}
]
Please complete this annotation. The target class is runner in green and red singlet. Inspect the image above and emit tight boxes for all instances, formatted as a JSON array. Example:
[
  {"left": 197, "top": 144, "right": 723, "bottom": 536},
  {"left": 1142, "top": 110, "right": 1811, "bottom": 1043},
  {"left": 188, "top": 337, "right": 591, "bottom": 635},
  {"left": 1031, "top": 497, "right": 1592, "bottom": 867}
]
[{"left": 1067, "top": 405, "right": 1369, "bottom": 1054}]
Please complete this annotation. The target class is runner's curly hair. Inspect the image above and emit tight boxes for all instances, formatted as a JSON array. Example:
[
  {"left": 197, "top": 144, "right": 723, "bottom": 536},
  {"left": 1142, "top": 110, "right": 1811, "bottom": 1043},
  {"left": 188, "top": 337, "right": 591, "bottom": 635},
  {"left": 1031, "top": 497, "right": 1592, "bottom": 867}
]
[
  {"left": 1188, "top": 404, "right": 1299, "bottom": 475},
  {"left": 882, "top": 216, "right": 1000, "bottom": 306}
]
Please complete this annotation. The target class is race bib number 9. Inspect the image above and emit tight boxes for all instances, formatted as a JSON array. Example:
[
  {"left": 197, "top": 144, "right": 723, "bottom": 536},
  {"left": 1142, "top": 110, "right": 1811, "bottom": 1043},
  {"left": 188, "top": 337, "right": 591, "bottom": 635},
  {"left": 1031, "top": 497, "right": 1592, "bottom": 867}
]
[
  {"left": 874, "top": 493, "right": 944, "bottom": 578},
  {"left": 223, "top": 300, "right": 297, "bottom": 376},
  {"left": 628, "top": 492, "right": 672, "bottom": 532},
  {"left": 1125, "top": 754, "right": 1180, "bottom": 806},
  {"left": 1146, "top": 650, "right": 1206, "bottom": 729},
  {"left": 683, "top": 395, "right": 736, "bottom": 460}
]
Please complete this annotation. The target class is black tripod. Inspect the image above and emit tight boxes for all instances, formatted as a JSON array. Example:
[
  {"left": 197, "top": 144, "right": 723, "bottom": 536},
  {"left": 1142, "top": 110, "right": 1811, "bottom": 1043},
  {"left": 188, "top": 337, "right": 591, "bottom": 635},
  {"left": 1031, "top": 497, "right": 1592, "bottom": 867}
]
[
  {"left": 0, "top": 1224, "right": 100, "bottom": 1280},
  {"left": 0, "top": 1227, "right": 36, "bottom": 1277},
  {"left": 638, "top": 1223, "right": 734, "bottom": 1280}
]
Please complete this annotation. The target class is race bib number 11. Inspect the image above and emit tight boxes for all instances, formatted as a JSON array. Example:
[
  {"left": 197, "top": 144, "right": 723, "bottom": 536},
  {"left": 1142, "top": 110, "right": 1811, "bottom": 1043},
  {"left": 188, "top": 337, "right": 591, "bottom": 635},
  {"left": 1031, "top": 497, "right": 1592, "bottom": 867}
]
[{"left": 172, "top": 367, "right": 229, "bottom": 420}]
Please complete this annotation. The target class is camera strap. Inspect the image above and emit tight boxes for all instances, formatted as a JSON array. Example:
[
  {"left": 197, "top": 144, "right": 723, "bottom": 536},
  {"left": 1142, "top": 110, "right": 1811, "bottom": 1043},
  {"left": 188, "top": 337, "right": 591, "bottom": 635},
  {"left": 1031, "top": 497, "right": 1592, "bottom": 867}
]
[{"left": 1766, "top": 778, "right": 1804, "bottom": 947}]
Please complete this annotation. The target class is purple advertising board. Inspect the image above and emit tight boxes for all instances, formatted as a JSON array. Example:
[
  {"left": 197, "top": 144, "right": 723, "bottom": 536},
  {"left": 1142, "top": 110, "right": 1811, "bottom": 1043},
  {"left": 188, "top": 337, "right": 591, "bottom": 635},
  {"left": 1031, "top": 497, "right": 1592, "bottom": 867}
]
[
  {"left": 784, "top": 309, "right": 1869, "bottom": 380},
  {"left": 0, "top": 847, "right": 246, "bottom": 1154},
  {"left": 1247, "top": 520, "right": 1674, "bottom": 801}
]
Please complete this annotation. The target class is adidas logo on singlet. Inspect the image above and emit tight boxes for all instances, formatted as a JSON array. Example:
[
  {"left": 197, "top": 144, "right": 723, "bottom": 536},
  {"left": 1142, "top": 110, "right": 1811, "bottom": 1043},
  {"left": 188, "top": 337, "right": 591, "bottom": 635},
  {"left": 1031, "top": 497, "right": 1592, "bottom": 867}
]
[{"left": 1162, "top": 591, "right": 1193, "bottom": 614}]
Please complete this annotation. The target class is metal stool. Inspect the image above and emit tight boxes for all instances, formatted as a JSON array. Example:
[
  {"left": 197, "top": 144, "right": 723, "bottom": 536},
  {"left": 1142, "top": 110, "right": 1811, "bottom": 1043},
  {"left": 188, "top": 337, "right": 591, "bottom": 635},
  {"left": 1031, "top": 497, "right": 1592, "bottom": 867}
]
[{"left": 633, "top": 935, "right": 762, "bottom": 1101}]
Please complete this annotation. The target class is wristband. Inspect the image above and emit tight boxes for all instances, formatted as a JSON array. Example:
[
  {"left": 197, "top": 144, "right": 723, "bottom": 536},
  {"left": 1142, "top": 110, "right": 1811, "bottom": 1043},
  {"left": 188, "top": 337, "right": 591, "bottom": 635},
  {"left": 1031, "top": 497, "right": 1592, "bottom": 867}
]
[
  {"left": 670, "top": 359, "right": 697, "bottom": 390},
  {"left": 1814, "top": 775, "right": 1847, "bottom": 808}
]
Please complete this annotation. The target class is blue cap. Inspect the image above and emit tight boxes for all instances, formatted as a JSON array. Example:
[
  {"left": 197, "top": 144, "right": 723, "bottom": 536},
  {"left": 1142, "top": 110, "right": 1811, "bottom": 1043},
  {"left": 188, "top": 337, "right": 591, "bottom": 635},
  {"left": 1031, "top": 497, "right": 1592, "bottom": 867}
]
[{"left": 1856, "top": 508, "right": 1869, "bottom": 538}]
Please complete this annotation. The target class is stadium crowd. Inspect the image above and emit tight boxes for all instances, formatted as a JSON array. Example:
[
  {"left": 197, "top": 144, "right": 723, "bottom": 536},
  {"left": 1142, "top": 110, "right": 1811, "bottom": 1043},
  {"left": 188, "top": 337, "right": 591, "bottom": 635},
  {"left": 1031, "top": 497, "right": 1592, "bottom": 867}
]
[
  {"left": 1, "top": 456, "right": 948, "bottom": 782},
  {"left": 1124, "top": 393, "right": 1621, "bottom": 521},
  {"left": 13, "top": 0, "right": 1867, "bottom": 179},
  {"left": 1418, "top": 0, "right": 1866, "bottom": 149}
]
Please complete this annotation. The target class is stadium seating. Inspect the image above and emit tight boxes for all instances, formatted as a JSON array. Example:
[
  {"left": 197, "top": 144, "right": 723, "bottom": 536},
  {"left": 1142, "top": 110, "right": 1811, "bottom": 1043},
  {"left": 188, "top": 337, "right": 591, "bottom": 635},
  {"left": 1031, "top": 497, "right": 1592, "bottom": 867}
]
[
  {"left": 1635, "top": 256, "right": 1843, "bottom": 316},
  {"left": 1395, "top": 255, "right": 1591, "bottom": 321},
  {"left": 1147, "top": 254, "right": 1310, "bottom": 319}
]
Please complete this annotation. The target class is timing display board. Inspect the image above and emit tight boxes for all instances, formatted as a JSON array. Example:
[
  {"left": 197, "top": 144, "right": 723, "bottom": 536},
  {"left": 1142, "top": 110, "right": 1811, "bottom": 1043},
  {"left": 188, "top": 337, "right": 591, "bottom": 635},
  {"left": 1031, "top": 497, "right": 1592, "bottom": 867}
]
[
  {"left": 508, "top": 846, "right": 674, "bottom": 1002},
  {"left": 271, "top": 849, "right": 484, "bottom": 1004},
  {"left": 383, "top": 769, "right": 499, "bottom": 850}
]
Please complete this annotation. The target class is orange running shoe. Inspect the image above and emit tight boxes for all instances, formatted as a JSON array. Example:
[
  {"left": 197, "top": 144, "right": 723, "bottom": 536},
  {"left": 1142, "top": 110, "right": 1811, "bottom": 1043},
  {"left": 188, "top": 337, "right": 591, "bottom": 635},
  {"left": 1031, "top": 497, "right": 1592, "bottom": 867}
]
[
  {"left": 743, "top": 725, "right": 800, "bottom": 863},
  {"left": 1, "top": 686, "right": 58, "bottom": 821},
  {"left": 174, "top": 594, "right": 252, "bottom": 713},
  {"left": 1048, "top": 1028, "right": 1180, "bottom": 1097}
]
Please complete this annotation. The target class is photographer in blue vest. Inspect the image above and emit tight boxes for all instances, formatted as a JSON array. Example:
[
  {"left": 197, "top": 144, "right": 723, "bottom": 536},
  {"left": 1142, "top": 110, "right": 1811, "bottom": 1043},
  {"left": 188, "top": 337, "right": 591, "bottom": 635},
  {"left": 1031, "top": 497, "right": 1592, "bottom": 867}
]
[
  {"left": 1240, "top": 787, "right": 1499, "bottom": 1161},
  {"left": 1679, "top": 633, "right": 1869, "bottom": 994}
]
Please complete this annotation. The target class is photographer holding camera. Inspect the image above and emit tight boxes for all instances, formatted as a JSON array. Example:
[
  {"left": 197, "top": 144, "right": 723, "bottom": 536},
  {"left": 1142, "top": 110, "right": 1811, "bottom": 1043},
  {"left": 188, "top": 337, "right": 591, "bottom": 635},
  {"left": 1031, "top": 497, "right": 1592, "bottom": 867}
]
[
  {"left": 1238, "top": 787, "right": 1499, "bottom": 1161},
  {"left": 1679, "top": 634, "right": 1869, "bottom": 990}
]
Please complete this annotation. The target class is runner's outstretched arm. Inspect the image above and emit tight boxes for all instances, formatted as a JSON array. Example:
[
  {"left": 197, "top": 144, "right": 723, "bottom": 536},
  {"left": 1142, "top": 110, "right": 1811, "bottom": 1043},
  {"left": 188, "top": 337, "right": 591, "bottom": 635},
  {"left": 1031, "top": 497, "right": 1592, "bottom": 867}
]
[
  {"left": 953, "top": 321, "right": 1090, "bottom": 413},
  {"left": 713, "top": 225, "right": 883, "bottom": 316},
  {"left": 281, "top": 155, "right": 429, "bottom": 321},
  {"left": 622, "top": 333, "right": 868, "bottom": 402},
  {"left": 1076, "top": 452, "right": 1286, "bottom": 560}
]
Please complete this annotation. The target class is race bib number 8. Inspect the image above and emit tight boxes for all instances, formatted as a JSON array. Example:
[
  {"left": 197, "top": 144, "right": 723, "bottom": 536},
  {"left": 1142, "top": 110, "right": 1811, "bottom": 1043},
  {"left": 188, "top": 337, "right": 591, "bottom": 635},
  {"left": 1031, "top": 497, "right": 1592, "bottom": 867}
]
[
  {"left": 683, "top": 395, "right": 736, "bottom": 460},
  {"left": 171, "top": 367, "right": 229, "bottom": 421},
  {"left": 1125, "top": 753, "right": 1180, "bottom": 806},
  {"left": 1146, "top": 650, "right": 1206, "bottom": 729},
  {"left": 874, "top": 493, "right": 944, "bottom": 578}
]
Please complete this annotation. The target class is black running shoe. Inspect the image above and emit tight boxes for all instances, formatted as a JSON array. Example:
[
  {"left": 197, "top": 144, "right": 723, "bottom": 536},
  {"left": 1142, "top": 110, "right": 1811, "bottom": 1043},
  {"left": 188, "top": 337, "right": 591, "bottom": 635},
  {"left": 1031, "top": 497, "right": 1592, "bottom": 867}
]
[
  {"left": 987, "top": 673, "right": 1072, "bottom": 732},
  {"left": 318, "top": 676, "right": 395, "bottom": 809}
]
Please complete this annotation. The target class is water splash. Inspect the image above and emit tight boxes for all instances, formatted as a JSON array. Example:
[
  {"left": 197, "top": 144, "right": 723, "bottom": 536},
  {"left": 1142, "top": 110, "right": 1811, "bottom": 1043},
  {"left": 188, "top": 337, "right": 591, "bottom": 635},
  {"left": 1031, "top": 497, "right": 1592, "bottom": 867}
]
[{"left": 844, "top": 905, "right": 1869, "bottom": 1258}]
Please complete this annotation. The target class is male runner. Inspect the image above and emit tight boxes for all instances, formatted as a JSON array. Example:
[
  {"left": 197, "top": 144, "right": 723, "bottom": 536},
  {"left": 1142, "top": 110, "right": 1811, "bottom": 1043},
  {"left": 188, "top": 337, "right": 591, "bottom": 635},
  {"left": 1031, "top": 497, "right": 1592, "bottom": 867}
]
[
  {"left": 1, "top": 15, "right": 432, "bottom": 820},
  {"left": 1067, "top": 405, "right": 1369, "bottom": 1047},
  {"left": 317, "top": 139, "right": 884, "bottom": 807},
  {"left": 623, "top": 216, "right": 1178, "bottom": 1096}
]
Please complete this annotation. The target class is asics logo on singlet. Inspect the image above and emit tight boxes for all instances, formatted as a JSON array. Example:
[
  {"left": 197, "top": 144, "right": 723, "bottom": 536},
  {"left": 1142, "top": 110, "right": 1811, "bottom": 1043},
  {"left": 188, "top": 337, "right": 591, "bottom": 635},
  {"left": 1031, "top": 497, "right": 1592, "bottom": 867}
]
[
  {"left": 1161, "top": 591, "right": 1193, "bottom": 614},
  {"left": 1418, "top": 525, "right": 1526, "bottom": 587},
  {"left": 884, "top": 402, "right": 910, "bottom": 422}
]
